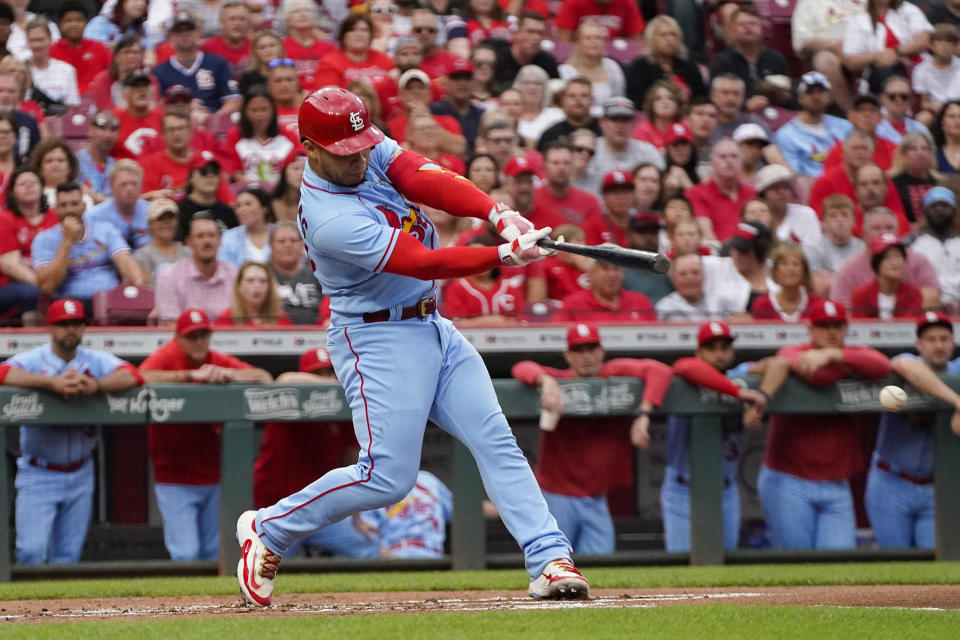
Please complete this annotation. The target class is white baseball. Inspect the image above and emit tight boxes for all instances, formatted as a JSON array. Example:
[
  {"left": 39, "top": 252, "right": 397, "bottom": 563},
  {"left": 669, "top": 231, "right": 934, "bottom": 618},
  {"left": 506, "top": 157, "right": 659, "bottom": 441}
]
[{"left": 879, "top": 385, "right": 908, "bottom": 412}]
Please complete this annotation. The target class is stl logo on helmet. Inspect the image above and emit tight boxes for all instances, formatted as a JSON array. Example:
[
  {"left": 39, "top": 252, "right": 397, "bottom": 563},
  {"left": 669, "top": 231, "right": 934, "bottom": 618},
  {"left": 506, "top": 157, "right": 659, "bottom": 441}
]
[{"left": 349, "top": 111, "right": 364, "bottom": 132}]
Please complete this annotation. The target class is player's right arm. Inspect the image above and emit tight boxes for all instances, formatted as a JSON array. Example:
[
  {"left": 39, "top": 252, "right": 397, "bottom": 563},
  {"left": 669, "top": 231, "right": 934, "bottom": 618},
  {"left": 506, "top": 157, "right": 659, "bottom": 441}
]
[
  {"left": 892, "top": 355, "right": 960, "bottom": 435},
  {"left": 511, "top": 361, "right": 564, "bottom": 411}
]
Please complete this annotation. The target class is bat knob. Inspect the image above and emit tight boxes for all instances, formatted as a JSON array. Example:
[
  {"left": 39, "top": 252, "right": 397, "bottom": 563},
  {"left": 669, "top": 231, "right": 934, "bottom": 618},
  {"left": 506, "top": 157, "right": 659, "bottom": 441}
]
[{"left": 652, "top": 253, "right": 671, "bottom": 274}]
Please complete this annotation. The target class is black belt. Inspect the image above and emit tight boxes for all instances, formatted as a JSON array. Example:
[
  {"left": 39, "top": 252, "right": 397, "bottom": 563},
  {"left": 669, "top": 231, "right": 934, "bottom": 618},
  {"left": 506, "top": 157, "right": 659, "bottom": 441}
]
[
  {"left": 876, "top": 460, "right": 933, "bottom": 485},
  {"left": 362, "top": 296, "right": 437, "bottom": 324},
  {"left": 28, "top": 457, "right": 88, "bottom": 473},
  {"left": 675, "top": 474, "right": 732, "bottom": 488}
]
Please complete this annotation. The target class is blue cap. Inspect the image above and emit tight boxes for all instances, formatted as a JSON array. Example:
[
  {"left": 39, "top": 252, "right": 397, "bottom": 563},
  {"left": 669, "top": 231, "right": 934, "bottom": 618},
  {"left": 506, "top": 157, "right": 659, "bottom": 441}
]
[{"left": 923, "top": 186, "right": 957, "bottom": 208}]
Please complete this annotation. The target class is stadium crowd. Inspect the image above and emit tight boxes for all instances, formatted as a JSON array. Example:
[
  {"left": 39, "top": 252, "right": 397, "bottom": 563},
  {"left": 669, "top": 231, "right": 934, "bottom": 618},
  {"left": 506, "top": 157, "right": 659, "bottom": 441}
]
[{"left": 2, "top": 0, "right": 960, "bottom": 564}]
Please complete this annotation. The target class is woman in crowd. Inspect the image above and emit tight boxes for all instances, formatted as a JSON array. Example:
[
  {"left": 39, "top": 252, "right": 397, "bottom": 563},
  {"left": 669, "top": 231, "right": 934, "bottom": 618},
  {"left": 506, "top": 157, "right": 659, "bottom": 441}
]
[
  {"left": 662, "top": 122, "right": 699, "bottom": 198},
  {"left": 934, "top": 100, "right": 960, "bottom": 174},
  {"left": 626, "top": 15, "right": 706, "bottom": 107},
  {"left": 0, "top": 55, "right": 48, "bottom": 129},
  {"left": 271, "top": 156, "right": 306, "bottom": 224},
  {"left": 0, "top": 112, "right": 18, "bottom": 201},
  {"left": 177, "top": 160, "right": 239, "bottom": 239},
  {"left": 632, "top": 80, "right": 687, "bottom": 150},
  {"left": 215, "top": 261, "right": 291, "bottom": 326},
  {"left": 462, "top": 0, "right": 512, "bottom": 46},
  {"left": 851, "top": 235, "right": 924, "bottom": 318},
  {"left": 218, "top": 187, "right": 275, "bottom": 267},
  {"left": 470, "top": 44, "right": 500, "bottom": 108},
  {"left": 751, "top": 244, "right": 822, "bottom": 321},
  {"left": 368, "top": 0, "right": 400, "bottom": 53},
  {"left": 28, "top": 137, "right": 93, "bottom": 211},
  {"left": 513, "top": 65, "right": 563, "bottom": 148},
  {"left": 240, "top": 31, "right": 287, "bottom": 97},
  {"left": 634, "top": 163, "right": 663, "bottom": 213},
  {"left": 314, "top": 14, "right": 393, "bottom": 91},
  {"left": 0, "top": 166, "right": 56, "bottom": 320},
  {"left": 85, "top": 0, "right": 153, "bottom": 51},
  {"left": 226, "top": 87, "right": 297, "bottom": 185},
  {"left": 841, "top": 0, "right": 932, "bottom": 94},
  {"left": 890, "top": 132, "right": 939, "bottom": 226},
  {"left": 466, "top": 153, "right": 500, "bottom": 195},
  {"left": 87, "top": 35, "right": 157, "bottom": 111},
  {"left": 558, "top": 22, "right": 626, "bottom": 117},
  {"left": 133, "top": 198, "right": 191, "bottom": 285}
]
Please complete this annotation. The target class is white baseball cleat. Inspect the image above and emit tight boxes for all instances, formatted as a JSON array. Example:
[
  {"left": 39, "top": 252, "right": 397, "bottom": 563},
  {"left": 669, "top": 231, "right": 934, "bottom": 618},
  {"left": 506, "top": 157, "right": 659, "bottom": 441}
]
[
  {"left": 236, "top": 510, "right": 282, "bottom": 606},
  {"left": 528, "top": 558, "right": 590, "bottom": 600}
]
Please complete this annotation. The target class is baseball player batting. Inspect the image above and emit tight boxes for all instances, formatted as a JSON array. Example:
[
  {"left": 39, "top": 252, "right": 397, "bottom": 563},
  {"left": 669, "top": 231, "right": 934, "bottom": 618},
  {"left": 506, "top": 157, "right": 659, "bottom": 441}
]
[{"left": 236, "top": 87, "right": 588, "bottom": 606}]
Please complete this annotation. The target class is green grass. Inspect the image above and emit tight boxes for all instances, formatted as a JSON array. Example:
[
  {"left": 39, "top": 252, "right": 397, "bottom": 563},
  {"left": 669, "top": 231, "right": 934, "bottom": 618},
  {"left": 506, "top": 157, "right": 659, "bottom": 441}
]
[
  {"left": 4, "top": 606, "right": 959, "bottom": 640},
  {"left": 2, "top": 562, "right": 959, "bottom": 601}
]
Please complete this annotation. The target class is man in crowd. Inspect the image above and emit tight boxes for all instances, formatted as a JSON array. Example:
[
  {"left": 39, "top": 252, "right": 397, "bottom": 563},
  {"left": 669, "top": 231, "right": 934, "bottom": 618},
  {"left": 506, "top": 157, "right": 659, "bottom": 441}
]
[
  {"left": 387, "top": 70, "right": 464, "bottom": 152},
  {"left": 0, "top": 299, "right": 143, "bottom": 564},
  {"left": 685, "top": 97, "right": 720, "bottom": 173},
  {"left": 412, "top": 9, "right": 461, "bottom": 80},
  {"left": 152, "top": 10, "right": 240, "bottom": 116},
  {"left": 430, "top": 58, "right": 484, "bottom": 152},
  {"left": 49, "top": 2, "right": 110, "bottom": 95},
  {"left": 268, "top": 59, "right": 304, "bottom": 141},
  {"left": 656, "top": 253, "right": 732, "bottom": 321},
  {"left": 804, "top": 195, "right": 866, "bottom": 297},
  {"left": 907, "top": 187, "right": 960, "bottom": 313},
  {"left": 511, "top": 323, "right": 671, "bottom": 553},
  {"left": 492, "top": 12, "right": 559, "bottom": 92},
  {"left": 268, "top": 221, "right": 320, "bottom": 324},
  {"left": 537, "top": 77, "right": 599, "bottom": 153},
  {"left": 756, "top": 299, "right": 891, "bottom": 549},
  {"left": 475, "top": 119, "right": 523, "bottom": 178},
  {"left": 709, "top": 6, "right": 789, "bottom": 98},
  {"left": 112, "top": 71, "right": 163, "bottom": 161},
  {"left": 76, "top": 110, "right": 118, "bottom": 201},
  {"left": 501, "top": 155, "right": 538, "bottom": 222},
  {"left": 582, "top": 169, "right": 634, "bottom": 246},
  {"left": 86, "top": 160, "right": 151, "bottom": 251},
  {"left": 557, "top": 255, "right": 656, "bottom": 321},
  {"left": 155, "top": 213, "right": 238, "bottom": 325},
  {"left": 530, "top": 139, "right": 601, "bottom": 229},
  {"left": 823, "top": 95, "right": 898, "bottom": 171},
  {"left": 685, "top": 138, "right": 757, "bottom": 242},
  {"left": 140, "top": 308, "right": 271, "bottom": 560},
  {"left": 33, "top": 182, "right": 143, "bottom": 309},
  {"left": 831, "top": 206, "right": 939, "bottom": 309},
  {"left": 581, "top": 97, "right": 663, "bottom": 195},
  {"left": 755, "top": 164, "right": 824, "bottom": 248},
  {"left": 774, "top": 72, "right": 853, "bottom": 179},
  {"left": 709, "top": 74, "right": 772, "bottom": 144},
  {"left": 199, "top": 1, "right": 253, "bottom": 79},
  {"left": 622, "top": 215, "right": 673, "bottom": 304}
]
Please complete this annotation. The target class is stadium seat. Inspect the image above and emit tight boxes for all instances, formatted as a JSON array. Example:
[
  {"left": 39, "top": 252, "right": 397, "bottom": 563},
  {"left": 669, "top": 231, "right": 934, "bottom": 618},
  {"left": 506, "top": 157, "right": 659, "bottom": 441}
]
[
  {"left": 540, "top": 39, "right": 573, "bottom": 63},
  {"left": 91, "top": 285, "right": 155, "bottom": 326},
  {"left": 757, "top": 106, "right": 799, "bottom": 131},
  {"left": 208, "top": 111, "right": 239, "bottom": 141},
  {"left": 60, "top": 107, "right": 91, "bottom": 141},
  {"left": 606, "top": 39, "right": 644, "bottom": 63}
]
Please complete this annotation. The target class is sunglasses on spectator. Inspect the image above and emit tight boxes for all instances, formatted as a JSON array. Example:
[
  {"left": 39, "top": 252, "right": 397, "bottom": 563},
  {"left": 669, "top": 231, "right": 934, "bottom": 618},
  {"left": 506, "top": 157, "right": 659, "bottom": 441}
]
[
  {"left": 413, "top": 26, "right": 438, "bottom": 34},
  {"left": 473, "top": 59, "right": 495, "bottom": 68},
  {"left": 268, "top": 58, "right": 296, "bottom": 69},
  {"left": 573, "top": 146, "right": 594, "bottom": 156},
  {"left": 92, "top": 116, "right": 120, "bottom": 129},
  {"left": 196, "top": 165, "right": 220, "bottom": 176},
  {"left": 884, "top": 92, "right": 911, "bottom": 101},
  {"left": 370, "top": 5, "right": 397, "bottom": 13}
]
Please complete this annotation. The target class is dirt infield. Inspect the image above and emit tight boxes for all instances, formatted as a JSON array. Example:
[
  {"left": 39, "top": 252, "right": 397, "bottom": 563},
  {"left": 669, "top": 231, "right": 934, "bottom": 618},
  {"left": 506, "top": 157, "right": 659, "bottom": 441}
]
[{"left": 2, "top": 585, "right": 958, "bottom": 623}]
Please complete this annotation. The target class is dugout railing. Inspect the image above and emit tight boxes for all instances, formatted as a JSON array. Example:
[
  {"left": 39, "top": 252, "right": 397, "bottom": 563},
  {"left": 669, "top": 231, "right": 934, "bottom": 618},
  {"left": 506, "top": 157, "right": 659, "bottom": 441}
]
[{"left": 0, "top": 377, "right": 958, "bottom": 582}]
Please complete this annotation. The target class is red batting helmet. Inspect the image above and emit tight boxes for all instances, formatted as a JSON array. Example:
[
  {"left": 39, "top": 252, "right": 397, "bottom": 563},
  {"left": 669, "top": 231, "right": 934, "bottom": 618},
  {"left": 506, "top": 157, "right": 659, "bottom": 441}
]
[{"left": 299, "top": 87, "right": 385, "bottom": 156}]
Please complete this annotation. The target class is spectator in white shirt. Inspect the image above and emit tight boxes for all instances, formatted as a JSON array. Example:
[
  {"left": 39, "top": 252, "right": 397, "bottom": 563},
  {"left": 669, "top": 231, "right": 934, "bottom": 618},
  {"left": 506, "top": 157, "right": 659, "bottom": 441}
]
[
  {"left": 25, "top": 17, "right": 79, "bottom": 108},
  {"left": 842, "top": 0, "right": 932, "bottom": 94},
  {"left": 656, "top": 252, "right": 744, "bottom": 320},
  {"left": 913, "top": 24, "right": 960, "bottom": 120},
  {"left": 755, "top": 164, "right": 824, "bottom": 248},
  {"left": 791, "top": 0, "right": 861, "bottom": 111},
  {"left": 907, "top": 186, "right": 960, "bottom": 312},
  {"left": 804, "top": 194, "right": 866, "bottom": 296}
]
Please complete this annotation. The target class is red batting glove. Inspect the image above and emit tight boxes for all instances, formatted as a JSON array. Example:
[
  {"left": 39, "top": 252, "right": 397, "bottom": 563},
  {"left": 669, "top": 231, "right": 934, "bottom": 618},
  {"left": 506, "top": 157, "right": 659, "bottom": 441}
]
[{"left": 488, "top": 203, "right": 535, "bottom": 242}]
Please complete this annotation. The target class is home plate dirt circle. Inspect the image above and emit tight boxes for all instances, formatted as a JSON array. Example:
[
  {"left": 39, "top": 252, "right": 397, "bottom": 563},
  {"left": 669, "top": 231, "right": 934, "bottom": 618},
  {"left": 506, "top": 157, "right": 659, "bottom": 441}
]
[{"left": 2, "top": 586, "right": 958, "bottom": 623}]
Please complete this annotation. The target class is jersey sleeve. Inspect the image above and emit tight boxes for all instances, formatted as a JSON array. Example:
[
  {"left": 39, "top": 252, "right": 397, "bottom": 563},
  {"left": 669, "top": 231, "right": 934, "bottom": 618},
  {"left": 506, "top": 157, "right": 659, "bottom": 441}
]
[
  {"left": 308, "top": 212, "right": 401, "bottom": 275},
  {"left": 210, "top": 351, "right": 254, "bottom": 369},
  {"left": 86, "top": 349, "right": 127, "bottom": 377},
  {"left": 139, "top": 347, "right": 175, "bottom": 371},
  {"left": 31, "top": 230, "right": 57, "bottom": 267},
  {"left": 214, "top": 56, "right": 240, "bottom": 102}
]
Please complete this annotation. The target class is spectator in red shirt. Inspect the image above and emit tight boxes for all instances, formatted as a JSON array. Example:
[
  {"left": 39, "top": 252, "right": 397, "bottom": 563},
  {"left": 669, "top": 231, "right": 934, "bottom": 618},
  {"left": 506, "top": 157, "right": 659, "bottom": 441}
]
[
  {"left": 412, "top": 9, "right": 462, "bottom": 80},
  {"left": 463, "top": 0, "right": 513, "bottom": 46},
  {"left": 266, "top": 60, "right": 305, "bottom": 142},
  {"left": 49, "top": 3, "right": 111, "bottom": 96},
  {"left": 281, "top": 0, "right": 335, "bottom": 92},
  {"left": 387, "top": 69, "right": 465, "bottom": 153},
  {"left": 87, "top": 35, "right": 158, "bottom": 112},
  {"left": 200, "top": 1, "right": 253, "bottom": 80},
  {"left": 557, "top": 252, "right": 656, "bottom": 321},
  {"left": 526, "top": 223, "right": 593, "bottom": 305},
  {"left": 111, "top": 71, "right": 162, "bottom": 160},
  {"left": 313, "top": 14, "right": 394, "bottom": 91},
  {"left": 555, "top": 0, "right": 646, "bottom": 42},
  {"left": 631, "top": 79, "right": 687, "bottom": 150},
  {"left": 224, "top": 86, "right": 297, "bottom": 183},
  {"left": 140, "top": 308, "right": 272, "bottom": 560},
  {"left": 582, "top": 169, "right": 633, "bottom": 246},
  {"left": 442, "top": 236, "right": 527, "bottom": 324},
  {"left": 531, "top": 138, "right": 602, "bottom": 229},
  {"left": 214, "top": 261, "right": 292, "bottom": 326},
  {"left": 823, "top": 94, "right": 898, "bottom": 172},
  {"left": 851, "top": 234, "right": 924, "bottom": 318},
  {"left": 685, "top": 138, "right": 758, "bottom": 242},
  {"left": 501, "top": 154, "right": 538, "bottom": 219},
  {"left": 137, "top": 111, "right": 233, "bottom": 203},
  {"left": 751, "top": 243, "right": 823, "bottom": 321}
]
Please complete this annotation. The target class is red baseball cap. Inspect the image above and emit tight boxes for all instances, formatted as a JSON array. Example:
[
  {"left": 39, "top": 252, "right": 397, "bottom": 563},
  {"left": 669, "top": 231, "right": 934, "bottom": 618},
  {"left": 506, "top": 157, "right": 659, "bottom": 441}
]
[
  {"left": 190, "top": 150, "right": 221, "bottom": 171},
  {"left": 567, "top": 323, "right": 601, "bottom": 348},
  {"left": 299, "top": 346, "right": 334, "bottom": 372},
  {"left": 808, "top": 299, "right": 848, "bottom": 325},
  {"left": 869, "top": 233, "right": 904, "bottom": 258},
  {"left": 176, "top": 308, "right": 213, "bottom": 335},
  {"left": 697, "top": 321, "right": 733, "bottom": 346},
  {"left": 447, "top": 58, "right": 474, "bottom": 77},
  {"left": 503, "top": 155, "right": 537, "bottom": 177},
  {"left": 916, "top": 310, "right": 953, "bottom": 336},
  {"left": 664, "top": 122, "right": 694, "bottom": 146},
  {"left": 47, "top": 298, "right": 85, "bottom": 324},
  {"left": 602, "top": 169, "right": 632, "bottom": 191}
]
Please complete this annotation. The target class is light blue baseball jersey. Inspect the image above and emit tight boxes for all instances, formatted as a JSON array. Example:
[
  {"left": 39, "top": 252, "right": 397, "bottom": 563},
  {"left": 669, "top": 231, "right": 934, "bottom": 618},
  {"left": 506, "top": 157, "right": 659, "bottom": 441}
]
[
  {"left": 6, "top": 343, "right": 127, "bottom": 464},
  {"left": 360, "top": 471, "right": 452, "bottom": 556},
  {"left": 875, "top": 353, "right": 960, "bottom": 476},
  {"left": 297, "top": 137, "right": 439, "bottom": 326},
  {"left": 774, "top": 115, "right": 853, "bottom": 178},
  {"left": 665, "top": 361, "right": 753, "bottom": 481},
  {"left": 85, "top": 199, "right": 151, "bottom": 250},
  {"left": 31, "top": 221, "right": 129, "bottom": 299}
]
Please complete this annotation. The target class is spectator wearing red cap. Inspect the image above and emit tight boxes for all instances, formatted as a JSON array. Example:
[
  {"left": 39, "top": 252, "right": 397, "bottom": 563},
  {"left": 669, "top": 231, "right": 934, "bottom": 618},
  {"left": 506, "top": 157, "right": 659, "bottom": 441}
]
[
  {"left": 512, "top": 323, "right": 671, "bottom": 553},
  {"left": 49, "top": 3, "right": 111, "bottom": 96},
  {"left": 867, "top": 312, "right": 960, "bottom": 548},
  {"left": 582, "top": 169, "right": 634, "bottom": 247},
  {"left": 313, "top": 14, "right": 394, "bottom": 91},
  {"left": 665, "top": 321, "right": 788, "bottom": 551},
  {"left": 0, "top": 298, "right": 142, "bottom": 564},
  {"left": 442, "top": 236, "right": 527, "bottom": 324},
  {"left": 501, "top": 155, "right": 539, "bottom": 221},
  {"left": 685, "top": 138, "right": 758, "bottom": 243},
  {"left": 529, "top": 139, "right": 602, "bottom": 230},
  {"left": 556, "top": 252, "right": 656, "bottom": 321},
  {"left": 555, "top": 0, "right": 645, "bottom": 42},
  {"left": 199, "top": 2, "right": 253, "bottom": 80},
  {"left": 252, "top": 346, "right": 379, "bottom": 558},
  {"left": 755, "top": 298, "right": 892, "bottom": 550},
  {"left": 140, "top": 308, "right": 271, "bottom": 561},
  {"left": 850, "top": 234, "right": 924, "bottom": 318},
  {"left": 662, "top": 122, "right": 699, "bottom": 198},
  {"left": 430, "top": 58, "right": 485, "bottom": 153}
]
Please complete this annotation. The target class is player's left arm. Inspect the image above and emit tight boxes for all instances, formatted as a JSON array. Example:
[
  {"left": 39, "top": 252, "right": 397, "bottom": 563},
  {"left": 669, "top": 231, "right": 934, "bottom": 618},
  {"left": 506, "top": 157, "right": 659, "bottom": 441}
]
[{"left": 112, "top": 251, "right": 145, "bottom": 285}]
